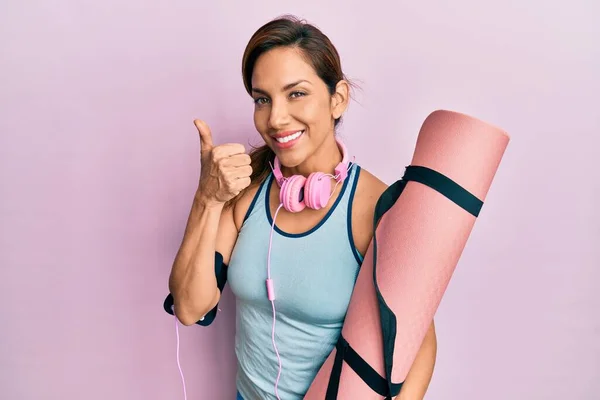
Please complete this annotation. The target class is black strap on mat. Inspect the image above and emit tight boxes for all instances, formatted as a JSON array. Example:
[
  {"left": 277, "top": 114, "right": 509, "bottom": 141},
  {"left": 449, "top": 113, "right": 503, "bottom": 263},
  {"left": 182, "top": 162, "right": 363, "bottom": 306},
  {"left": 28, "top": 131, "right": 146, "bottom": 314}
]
[{"left": 323, "top": 165, "right": 483, "bottom": 399}]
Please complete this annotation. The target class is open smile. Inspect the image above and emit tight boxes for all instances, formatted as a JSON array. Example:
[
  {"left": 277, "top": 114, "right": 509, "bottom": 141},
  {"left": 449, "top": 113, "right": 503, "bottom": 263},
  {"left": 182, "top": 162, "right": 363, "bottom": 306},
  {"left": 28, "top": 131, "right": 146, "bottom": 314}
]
[{"left": 272, "top": 130, "right": 305, "bottom": 149}]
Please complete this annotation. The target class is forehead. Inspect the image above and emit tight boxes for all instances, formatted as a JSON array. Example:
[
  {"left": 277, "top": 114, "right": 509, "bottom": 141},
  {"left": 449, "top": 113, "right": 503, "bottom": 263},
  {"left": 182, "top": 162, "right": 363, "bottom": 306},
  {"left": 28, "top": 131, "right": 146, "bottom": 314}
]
[{"left": 251, "top": 47, "right": 318, "bottom": 89}]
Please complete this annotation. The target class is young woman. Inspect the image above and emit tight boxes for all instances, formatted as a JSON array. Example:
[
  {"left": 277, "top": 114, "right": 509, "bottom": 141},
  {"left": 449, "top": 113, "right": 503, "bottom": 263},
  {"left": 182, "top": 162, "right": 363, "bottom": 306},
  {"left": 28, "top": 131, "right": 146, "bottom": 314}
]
[{"left": 167, "top": 15, "right": 437, "bottom": 400}]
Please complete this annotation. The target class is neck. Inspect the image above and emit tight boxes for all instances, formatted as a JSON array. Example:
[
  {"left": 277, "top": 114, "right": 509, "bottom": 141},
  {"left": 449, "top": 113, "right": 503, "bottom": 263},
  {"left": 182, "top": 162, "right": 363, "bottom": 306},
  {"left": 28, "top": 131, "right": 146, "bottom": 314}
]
[{"left": 282, "top": 135, "right": 343, "bottom": 178}]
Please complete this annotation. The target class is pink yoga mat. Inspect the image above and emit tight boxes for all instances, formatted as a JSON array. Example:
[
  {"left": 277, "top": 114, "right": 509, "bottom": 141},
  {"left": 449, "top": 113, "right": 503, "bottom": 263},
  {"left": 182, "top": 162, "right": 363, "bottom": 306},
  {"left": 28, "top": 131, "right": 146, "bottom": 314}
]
[{"left": 304, "top": 110, "right": 509, "bottom": 399}]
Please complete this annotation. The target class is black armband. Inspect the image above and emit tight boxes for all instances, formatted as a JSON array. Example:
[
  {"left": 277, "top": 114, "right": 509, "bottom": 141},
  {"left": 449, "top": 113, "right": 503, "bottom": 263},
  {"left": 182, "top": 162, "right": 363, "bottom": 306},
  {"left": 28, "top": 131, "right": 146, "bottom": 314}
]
[{"left": 163, "top": 251, "right": 229, "bottom": 326}]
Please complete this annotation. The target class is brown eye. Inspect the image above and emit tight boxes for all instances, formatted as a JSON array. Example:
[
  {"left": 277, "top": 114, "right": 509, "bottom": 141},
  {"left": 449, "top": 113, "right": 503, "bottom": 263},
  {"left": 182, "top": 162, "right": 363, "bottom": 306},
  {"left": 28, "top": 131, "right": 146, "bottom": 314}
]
[{"left": 290, "top": 91, "right": 306, "bottom": 98}]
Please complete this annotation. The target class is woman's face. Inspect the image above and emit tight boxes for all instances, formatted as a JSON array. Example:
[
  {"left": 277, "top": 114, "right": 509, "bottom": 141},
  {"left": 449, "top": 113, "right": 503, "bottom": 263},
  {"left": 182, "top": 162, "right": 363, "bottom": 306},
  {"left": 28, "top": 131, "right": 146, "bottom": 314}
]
[{"left": 250, "top": 46, "right": 348, "bottom": 170}]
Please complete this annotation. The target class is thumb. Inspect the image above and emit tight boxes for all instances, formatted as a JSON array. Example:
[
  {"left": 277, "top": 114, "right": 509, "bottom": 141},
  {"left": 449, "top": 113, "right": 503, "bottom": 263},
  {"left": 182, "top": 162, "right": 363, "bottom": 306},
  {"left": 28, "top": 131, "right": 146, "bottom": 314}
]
[{"left": 194, "top": 119, "right": 213, "bottom": 151}]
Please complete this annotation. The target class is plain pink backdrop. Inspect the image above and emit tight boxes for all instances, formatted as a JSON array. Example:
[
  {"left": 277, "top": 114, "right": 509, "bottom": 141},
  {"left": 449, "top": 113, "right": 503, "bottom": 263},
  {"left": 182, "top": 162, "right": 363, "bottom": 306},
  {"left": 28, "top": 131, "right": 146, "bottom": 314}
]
[{"left": 1, "top": 1, "right": 598, "bottom": 399}]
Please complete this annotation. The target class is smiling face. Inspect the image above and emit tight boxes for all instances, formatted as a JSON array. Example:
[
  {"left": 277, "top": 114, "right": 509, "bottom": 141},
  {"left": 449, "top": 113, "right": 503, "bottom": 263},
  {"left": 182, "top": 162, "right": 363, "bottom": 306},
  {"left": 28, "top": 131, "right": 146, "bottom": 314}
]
[{"left": 250, "top": 46, "right": 348, "bottom": 173}]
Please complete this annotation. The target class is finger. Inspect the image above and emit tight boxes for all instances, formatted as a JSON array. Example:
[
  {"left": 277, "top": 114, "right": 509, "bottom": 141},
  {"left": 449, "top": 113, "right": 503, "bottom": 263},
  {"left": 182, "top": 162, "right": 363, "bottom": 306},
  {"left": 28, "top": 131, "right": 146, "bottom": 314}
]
[
  {"left": 233, "top": 176, "right": 251, "bottom": 191},
  {"left": 230, "top": 165, "right": 253, "bottom": 179},
  {"left": 228, "top": 153, "right": 252, "bottom": 167},
  {"left": 219, "top": 155, "right": 251, "bottom": 171},
  {"left": 213, "top": 143, "right": 247, "bottom": 159},
  {"left": 194, "top": 119, "right": 213, "bottom": 151}
]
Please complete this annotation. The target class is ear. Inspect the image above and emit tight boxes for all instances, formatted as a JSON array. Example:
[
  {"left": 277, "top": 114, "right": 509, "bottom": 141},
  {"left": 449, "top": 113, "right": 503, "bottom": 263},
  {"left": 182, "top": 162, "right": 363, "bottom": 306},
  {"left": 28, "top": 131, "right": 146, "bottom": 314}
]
[{"left": 331, "top": 80, "right": 350, "bottom": 120}]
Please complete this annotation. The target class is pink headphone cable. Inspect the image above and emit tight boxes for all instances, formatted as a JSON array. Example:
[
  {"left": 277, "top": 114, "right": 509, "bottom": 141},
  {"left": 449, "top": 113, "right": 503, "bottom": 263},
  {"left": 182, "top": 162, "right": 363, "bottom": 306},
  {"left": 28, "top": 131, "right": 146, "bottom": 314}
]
[
  {"left": 267, "top": 176, "right": 344, "bottom": 399},
  {"left": 267, "top": 203, "right": 285, "bottom": 400},
  {"left": 172, "top": 306, "right": 188, "bottom": 400}
]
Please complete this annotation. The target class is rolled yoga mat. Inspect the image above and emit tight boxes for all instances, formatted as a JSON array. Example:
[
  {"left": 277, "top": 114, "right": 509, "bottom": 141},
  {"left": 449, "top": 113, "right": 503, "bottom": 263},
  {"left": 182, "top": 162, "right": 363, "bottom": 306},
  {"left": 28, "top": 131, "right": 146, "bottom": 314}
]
[{"left": 304, "top": 110, "right": 510, "bottom": 399}]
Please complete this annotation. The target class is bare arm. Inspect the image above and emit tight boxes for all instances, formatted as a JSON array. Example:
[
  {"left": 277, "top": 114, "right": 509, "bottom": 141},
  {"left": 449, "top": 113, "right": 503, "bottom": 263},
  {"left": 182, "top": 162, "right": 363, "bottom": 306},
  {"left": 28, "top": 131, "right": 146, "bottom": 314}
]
[
  {"left": 396, "top": 320, "right": 437, "bottom": 400},
  {"left": 168, "top": 196, "right": 237, "bottom": 325},
  {"left": 351, "top": 170, "right": 438, "bottom": 399},
  {"left": 167, "top": 119, "right": 251, "bottom": 326}
]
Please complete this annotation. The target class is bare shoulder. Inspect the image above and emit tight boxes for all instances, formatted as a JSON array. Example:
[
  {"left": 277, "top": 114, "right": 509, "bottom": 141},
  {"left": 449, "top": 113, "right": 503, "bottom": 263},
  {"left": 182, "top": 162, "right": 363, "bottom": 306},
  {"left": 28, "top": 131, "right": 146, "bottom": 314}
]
[
  {"left": 232, "top": 181, "right": 264, "bottom": 231},
  {"left": 351, "top": 166, "right": 389, "bottom": 256},
  {"left": 354, "top": 167, "right": 388, "bottom": 205}
]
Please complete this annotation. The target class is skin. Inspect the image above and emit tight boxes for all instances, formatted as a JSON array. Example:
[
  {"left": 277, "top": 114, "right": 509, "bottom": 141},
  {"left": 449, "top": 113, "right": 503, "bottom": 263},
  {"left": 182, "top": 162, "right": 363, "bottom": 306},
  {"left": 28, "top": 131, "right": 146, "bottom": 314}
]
[{"left": 228, "top": 46, "right": 437, "bottom": 399}]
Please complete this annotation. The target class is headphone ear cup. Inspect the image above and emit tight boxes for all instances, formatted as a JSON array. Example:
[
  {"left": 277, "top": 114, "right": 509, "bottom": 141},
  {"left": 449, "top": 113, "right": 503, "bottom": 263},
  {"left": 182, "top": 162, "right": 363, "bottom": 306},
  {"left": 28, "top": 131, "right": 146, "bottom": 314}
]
[
  {"left": 280, "top": 175, "right": 306, "bottom": 213},
  {"left": 304, "top": 172, "right": 332, "bottom": 210}
]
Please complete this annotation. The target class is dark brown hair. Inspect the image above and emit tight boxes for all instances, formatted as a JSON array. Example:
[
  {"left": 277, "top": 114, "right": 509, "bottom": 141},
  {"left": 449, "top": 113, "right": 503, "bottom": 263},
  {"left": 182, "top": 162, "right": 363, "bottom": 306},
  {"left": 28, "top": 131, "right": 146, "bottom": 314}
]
[{"left": 226, "top": 14, "right": 357, "bottom": 209}]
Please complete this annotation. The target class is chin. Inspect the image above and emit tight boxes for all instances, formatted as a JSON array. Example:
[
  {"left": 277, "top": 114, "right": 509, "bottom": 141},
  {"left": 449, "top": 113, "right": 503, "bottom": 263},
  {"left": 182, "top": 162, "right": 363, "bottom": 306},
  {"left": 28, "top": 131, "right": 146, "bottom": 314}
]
[
  {"left": 274, "top": 150, "right": 305, "bottom": 168},
  {"left": 269, "top": 134, "right": 309, "bottom": 166}
]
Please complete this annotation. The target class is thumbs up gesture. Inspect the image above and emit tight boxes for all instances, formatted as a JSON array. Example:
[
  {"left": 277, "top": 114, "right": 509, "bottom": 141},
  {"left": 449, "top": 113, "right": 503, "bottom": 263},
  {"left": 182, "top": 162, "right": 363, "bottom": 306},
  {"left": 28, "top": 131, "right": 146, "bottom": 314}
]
[{"left": 194, "top": 119, "right": 252, "bottom": 205}]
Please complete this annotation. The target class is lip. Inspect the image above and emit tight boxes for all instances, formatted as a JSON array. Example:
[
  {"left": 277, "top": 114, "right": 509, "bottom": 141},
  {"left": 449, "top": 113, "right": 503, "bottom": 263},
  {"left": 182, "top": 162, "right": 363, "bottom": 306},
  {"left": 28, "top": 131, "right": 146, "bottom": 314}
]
[
  {"left": 272, "top": 130, "right": 304, "bottom": 139},
  {"left": 271, "top": 130, "right": 305, "bottom": 149}
]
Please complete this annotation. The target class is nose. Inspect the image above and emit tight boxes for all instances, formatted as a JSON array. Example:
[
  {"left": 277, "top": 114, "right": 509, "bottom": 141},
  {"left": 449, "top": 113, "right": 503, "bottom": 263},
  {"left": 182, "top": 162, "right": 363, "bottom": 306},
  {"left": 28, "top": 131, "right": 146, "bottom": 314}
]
[{"left": 268, "top": 99, "right": 291, "bottom": 130}]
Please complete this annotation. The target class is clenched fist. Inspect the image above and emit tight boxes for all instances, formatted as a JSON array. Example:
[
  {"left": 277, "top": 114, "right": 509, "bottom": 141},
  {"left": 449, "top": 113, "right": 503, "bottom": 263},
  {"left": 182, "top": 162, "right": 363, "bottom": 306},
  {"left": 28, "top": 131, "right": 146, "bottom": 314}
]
[{"left": 194, "top": 119, "right": 252, "bottom": 205}]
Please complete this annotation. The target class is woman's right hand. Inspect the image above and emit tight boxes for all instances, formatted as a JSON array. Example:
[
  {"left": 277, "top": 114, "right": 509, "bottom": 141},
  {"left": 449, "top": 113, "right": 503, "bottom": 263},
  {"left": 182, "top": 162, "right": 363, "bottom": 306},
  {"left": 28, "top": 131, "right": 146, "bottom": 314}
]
[{"left": 194, "top": 119, "right": 253, "bottom": 206}]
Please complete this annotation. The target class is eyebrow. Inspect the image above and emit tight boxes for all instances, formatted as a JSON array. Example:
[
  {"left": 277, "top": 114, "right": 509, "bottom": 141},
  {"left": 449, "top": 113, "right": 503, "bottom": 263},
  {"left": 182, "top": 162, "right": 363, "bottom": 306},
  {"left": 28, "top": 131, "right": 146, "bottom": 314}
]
[{"left": 251, "top": 80, "right": 311, "bottom": 95}]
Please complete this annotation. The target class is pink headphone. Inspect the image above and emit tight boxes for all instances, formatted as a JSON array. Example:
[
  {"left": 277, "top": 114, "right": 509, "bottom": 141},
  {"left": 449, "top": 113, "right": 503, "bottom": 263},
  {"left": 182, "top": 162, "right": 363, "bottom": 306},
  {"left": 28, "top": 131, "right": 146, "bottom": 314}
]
[{"left": 271, "top": 136, "right": 350, "bottom": 213}]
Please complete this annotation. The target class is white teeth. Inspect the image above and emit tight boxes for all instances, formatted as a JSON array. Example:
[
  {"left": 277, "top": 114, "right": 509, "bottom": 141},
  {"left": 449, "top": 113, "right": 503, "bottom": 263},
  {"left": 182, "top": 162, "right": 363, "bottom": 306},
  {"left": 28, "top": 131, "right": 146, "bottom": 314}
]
[{"left": 276, "top": 130, "right": 303, "bottom": 143}]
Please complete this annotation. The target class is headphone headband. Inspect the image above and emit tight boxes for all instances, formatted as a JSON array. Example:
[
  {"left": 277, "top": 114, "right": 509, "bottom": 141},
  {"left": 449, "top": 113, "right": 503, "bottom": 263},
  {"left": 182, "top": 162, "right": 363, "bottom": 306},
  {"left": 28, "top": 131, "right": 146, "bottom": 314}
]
[{"left": 272, "top": 136, "right": 350, "bottom": 185}]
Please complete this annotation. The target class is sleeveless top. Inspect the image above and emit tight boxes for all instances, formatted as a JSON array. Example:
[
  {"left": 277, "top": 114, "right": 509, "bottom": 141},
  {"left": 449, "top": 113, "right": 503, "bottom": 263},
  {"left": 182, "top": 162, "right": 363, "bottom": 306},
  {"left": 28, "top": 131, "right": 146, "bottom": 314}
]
[{"left": 227, "top": 162, "right": 364, "bottom": 400}]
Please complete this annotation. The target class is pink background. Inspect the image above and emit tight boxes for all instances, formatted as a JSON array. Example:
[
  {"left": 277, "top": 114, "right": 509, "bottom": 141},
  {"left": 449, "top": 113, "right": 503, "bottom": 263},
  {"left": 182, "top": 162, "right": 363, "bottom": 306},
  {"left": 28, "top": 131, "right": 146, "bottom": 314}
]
[{"left": 1, "top": 1, "right": 598, "bottom": 399}]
